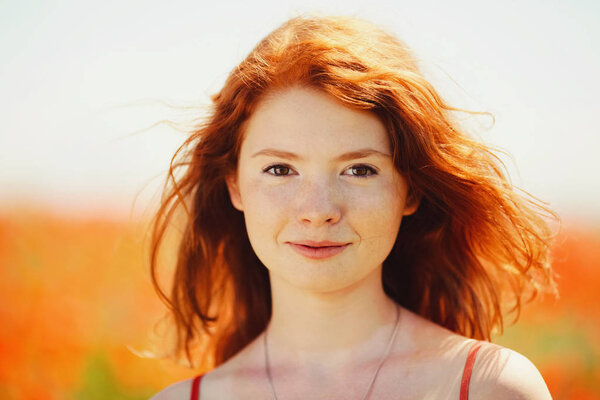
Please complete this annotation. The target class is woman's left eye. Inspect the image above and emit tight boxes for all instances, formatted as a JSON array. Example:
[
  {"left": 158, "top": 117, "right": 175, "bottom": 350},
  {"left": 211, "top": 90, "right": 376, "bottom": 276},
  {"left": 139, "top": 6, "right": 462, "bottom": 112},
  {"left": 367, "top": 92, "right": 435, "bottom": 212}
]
[{"left": 344, "top": 164, "right": 378, "bottom": 177}]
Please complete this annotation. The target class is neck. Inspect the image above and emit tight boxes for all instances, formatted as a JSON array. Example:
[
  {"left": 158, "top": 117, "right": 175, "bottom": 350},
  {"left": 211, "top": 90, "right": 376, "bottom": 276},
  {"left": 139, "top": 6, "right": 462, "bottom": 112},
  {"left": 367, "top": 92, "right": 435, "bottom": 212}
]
[{"left": 264, "top": 266, "right": 399, "bottom": 371}]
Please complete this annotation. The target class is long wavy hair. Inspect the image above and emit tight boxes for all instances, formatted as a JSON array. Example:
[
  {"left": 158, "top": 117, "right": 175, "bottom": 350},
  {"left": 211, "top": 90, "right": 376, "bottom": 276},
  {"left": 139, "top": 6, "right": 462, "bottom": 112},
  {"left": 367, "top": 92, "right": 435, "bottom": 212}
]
[{"left": 149, "top": 15, "right": 557, "bottom": 370}]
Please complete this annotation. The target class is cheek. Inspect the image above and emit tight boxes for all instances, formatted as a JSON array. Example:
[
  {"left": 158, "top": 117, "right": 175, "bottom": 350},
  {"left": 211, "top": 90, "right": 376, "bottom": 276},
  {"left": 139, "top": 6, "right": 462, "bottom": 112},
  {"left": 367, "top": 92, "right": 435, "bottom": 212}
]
[
  {"left": 347, "top": 182, "right": 406, "bottom": 254},
  {"left": 240, "top": 177, "right": 297, "bottom": 215},
  {"left": 238, "top": 177, "right": 294, "bottom": 240},
  {"left": 348, "top": 177, "right": 405, "bottom": 216}
]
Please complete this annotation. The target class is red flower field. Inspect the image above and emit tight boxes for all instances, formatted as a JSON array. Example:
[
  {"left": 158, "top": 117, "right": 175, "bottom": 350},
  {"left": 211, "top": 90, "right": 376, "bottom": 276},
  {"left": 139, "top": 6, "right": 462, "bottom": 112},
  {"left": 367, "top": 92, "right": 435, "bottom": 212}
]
[{"left": 0, "top": 209, "right": 598, "bottom": 399}]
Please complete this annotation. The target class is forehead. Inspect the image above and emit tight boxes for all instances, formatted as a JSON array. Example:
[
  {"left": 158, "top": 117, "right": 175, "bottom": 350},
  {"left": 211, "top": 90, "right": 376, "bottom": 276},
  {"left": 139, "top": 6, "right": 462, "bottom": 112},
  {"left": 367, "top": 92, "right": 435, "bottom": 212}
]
[{"left": 240, "top": 86, "right": 390, "bottom": 156}]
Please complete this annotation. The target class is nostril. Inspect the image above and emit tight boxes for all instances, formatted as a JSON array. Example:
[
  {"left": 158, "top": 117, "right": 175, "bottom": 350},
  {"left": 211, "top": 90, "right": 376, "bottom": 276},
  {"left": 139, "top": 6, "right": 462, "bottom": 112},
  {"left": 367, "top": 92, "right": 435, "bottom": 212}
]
[{"left": 296, "top": 194, "right": 342, "bottom": 225}]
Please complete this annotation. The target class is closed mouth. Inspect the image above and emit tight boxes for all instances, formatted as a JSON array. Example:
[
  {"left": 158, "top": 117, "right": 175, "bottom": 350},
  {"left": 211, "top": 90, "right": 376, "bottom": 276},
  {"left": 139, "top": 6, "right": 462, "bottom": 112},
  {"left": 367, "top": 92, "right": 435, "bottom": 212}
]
[
  {"left": 286, "top": 242, "right": 350, "bottom": 259},
  {"left": 289, "top": 240, "right": 349, "bottom": 247},
  {"left": 293, "top": 243, "right": 347, "bottom": 249}
]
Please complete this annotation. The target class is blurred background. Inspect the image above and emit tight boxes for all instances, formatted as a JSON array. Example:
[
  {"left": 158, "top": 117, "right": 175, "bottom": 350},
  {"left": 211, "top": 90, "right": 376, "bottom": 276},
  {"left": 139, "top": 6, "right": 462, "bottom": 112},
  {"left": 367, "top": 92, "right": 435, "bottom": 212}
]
[{"left": 1, "top": 0, "right": 598, "bottom": 399}]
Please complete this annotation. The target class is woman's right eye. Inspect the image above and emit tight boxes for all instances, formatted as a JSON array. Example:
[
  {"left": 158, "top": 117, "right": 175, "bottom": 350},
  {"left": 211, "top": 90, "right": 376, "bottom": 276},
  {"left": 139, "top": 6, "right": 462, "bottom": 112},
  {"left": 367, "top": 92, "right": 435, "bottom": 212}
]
[{"left": 263, "top": 164, "right": 293, "bottom": 176}]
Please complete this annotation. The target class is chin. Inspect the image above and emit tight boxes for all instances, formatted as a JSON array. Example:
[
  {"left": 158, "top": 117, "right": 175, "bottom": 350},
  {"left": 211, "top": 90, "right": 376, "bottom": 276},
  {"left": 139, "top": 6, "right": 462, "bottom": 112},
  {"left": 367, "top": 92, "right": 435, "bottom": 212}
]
[{"left": 269, "top": 261, "right": 378, "bottom": 294}]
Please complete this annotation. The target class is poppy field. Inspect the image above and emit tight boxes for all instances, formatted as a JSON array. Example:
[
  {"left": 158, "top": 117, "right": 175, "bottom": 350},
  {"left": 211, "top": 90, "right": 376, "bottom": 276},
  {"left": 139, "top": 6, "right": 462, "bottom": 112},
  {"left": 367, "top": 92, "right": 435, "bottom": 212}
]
[{"left": 0, "top": 209, "right": 598, "bottom": 399}]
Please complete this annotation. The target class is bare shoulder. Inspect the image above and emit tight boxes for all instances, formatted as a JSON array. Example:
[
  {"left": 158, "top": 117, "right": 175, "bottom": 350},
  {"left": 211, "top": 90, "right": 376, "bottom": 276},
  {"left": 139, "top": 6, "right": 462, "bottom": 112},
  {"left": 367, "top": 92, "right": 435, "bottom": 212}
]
[
  {"left": 398, "top": 309, "right": 551, "bottom": 398},
  {"left": 469, "top": 343, "right": 552, "bottom": 399},
  {"left": 150, "top": 377, "right": 195, "bottom": 400}
]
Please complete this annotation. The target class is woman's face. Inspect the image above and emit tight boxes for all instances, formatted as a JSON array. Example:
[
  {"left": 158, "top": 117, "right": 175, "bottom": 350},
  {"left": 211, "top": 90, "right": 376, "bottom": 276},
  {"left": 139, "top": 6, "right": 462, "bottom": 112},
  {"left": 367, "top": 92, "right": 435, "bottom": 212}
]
[{"left": 227, "top": 86, "right": 418, "bottom": 293}]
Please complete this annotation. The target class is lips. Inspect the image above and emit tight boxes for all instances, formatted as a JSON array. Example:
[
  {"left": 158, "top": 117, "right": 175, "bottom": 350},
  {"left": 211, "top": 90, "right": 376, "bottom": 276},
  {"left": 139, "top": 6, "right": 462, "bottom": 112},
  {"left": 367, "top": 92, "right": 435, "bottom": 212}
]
[{"left": 286, "top": 240, "right": 350, "bottom": 260}]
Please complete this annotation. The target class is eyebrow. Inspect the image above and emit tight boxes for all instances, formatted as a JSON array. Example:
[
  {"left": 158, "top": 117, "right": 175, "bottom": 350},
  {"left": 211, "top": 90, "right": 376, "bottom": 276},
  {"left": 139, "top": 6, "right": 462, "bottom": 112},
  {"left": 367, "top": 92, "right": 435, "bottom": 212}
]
[{"left": 251, "top": 148, "right": 391, "bottom": 161}]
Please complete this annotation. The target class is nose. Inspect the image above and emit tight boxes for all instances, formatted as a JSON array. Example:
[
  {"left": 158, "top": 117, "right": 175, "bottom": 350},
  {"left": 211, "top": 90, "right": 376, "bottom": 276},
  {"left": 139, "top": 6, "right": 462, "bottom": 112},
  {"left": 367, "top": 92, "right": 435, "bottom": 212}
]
[{"left": 295, "top": 177, "right": 342, "bottom": 226}]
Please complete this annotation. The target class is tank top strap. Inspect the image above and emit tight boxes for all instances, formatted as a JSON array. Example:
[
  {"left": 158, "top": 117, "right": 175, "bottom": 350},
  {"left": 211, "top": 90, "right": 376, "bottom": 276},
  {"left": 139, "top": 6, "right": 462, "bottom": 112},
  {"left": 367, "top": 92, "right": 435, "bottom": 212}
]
[
  {"left": 459, "top": 341, "right": 482, "bottom": 400},
  {"left": 190, "top": 374, "right": 204, "bottom": 400},
  {"left": 190, "top": 343, "right": 482, "bottom": 400}
]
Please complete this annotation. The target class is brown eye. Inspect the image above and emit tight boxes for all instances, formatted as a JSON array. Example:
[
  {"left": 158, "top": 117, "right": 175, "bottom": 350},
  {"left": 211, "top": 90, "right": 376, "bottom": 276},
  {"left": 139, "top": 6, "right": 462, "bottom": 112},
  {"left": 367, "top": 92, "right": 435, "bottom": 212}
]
[
  {"left": 352, "top": 166, "right": 369, "bottom": 176},
  {"left": 348, "top": 165, "right": 376, "bottom": 177},
  {"left": 274, "top": 166, "right": 290, "bottom": 175},
  {"left": 264, "top": 165, "right": 292, "bottom": 176}
]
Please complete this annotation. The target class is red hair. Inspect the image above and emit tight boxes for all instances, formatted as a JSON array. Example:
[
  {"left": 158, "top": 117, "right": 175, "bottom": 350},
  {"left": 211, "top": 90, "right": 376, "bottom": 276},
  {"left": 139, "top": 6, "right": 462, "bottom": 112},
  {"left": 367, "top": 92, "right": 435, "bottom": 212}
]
[{"left": 149, "top": 15, "right": 557, "bottom": 370}]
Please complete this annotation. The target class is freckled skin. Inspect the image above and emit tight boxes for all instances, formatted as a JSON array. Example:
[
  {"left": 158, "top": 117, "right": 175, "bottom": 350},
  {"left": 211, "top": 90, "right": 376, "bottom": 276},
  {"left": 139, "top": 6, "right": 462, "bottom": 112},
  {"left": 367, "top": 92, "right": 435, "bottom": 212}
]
[
  {"left": 153, "top": 86, "right": 552, "bottom": 400},
  {"left": 227, "top": 86, "right": 417, "bottom": 294}
]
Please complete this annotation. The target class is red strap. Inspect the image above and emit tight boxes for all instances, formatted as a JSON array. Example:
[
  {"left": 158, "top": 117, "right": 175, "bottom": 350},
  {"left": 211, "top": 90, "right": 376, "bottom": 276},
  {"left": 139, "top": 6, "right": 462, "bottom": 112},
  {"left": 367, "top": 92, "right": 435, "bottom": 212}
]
[
  {"left": 190, "top": 374, "right": 203, "bottom": 400},
  {"left": 460, "top": 341, "right": 482, "bottom": 400},
  {"left": 191, "top": 344, "right": 481, "bottom": 400}
]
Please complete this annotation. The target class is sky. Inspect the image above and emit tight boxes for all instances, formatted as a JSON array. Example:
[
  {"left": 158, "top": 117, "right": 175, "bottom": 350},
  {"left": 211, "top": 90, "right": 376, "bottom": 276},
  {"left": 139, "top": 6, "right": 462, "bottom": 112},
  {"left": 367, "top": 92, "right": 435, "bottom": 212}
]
[{"left": 1, "top": 0, "right": 599, "bottom": 221}]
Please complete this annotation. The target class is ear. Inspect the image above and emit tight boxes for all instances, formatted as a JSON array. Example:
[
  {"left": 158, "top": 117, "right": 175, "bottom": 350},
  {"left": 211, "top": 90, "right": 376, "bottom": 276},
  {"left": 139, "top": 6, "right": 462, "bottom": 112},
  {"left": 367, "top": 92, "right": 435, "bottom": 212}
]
[
  {"left": 225, "top": 174, "right": 243, "bottom": 211},
  {"left": 402, "top": 191, "right": 421, "bottom": 216}
]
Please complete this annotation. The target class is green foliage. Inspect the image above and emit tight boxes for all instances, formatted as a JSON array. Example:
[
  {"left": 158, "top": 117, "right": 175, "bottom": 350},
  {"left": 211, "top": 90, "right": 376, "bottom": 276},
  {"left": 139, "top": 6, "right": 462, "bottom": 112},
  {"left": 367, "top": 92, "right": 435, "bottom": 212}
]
[{"left": 73, "top": 353, "right": 155, "bottom": 400}]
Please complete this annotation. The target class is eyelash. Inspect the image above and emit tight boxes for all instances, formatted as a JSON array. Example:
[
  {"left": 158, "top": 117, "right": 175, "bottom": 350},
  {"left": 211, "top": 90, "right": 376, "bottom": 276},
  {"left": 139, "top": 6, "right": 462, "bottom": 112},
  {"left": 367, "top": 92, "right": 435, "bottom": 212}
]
[{"left": 262, "top": 164, "right": 378, "bottom": 178}]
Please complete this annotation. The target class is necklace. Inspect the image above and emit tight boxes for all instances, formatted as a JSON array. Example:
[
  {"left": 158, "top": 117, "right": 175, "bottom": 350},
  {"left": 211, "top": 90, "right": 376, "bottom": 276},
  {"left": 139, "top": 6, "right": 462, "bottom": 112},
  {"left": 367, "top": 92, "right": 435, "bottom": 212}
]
[{"left": 263, "top": 304, "right": 400, "bottom": 400}]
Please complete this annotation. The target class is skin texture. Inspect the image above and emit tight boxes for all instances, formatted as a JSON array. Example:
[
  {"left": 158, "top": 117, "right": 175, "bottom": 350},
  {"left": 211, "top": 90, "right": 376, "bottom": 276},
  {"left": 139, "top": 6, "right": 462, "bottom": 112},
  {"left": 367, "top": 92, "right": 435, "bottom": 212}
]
[
  {"left": 151, "top": 86, "right": 552, "bottom": 399},
  {"left": 229, "top": 85, "right": 416, "bottom": 296},
  {"left": 227, "top": 85, "right": 418, "bottom": 373}
]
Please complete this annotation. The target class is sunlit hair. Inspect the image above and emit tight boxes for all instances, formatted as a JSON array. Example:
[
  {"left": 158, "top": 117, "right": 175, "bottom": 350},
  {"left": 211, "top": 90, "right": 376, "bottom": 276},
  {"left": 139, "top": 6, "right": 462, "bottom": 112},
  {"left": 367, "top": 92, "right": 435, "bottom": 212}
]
[{"left": 149, "top": 14, "right": 557, "bottom": 369}]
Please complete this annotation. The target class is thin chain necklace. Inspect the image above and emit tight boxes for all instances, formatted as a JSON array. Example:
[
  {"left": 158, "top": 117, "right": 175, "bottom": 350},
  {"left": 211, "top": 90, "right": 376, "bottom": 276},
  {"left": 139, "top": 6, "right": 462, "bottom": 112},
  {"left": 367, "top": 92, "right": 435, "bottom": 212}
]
[{"left": 263, "top": 304, "right": 400, "bottom": 400}]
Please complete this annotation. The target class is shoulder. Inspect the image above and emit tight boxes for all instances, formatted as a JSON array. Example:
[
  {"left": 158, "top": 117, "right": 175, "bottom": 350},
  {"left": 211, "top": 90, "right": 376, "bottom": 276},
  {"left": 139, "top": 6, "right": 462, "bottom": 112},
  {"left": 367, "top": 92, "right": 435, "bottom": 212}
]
[
  {"left": 150, "top": 377, "right": 195, "bottom": 400},
  {"left": 149, "top": 335, "right": 261, "bottom": 400},
  {"left": 397, "top": 310, "right": 551, "bottom": 398},
  {"left": 469, "top": 343, "right": 552, "bottom": 400}
]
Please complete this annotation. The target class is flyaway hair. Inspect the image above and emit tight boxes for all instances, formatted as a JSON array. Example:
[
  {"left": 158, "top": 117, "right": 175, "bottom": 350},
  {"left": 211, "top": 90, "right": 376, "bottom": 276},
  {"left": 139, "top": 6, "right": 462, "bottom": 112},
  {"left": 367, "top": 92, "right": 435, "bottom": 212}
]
[{"left": 149, "top": 15, "right": 557, "bottom": 370}]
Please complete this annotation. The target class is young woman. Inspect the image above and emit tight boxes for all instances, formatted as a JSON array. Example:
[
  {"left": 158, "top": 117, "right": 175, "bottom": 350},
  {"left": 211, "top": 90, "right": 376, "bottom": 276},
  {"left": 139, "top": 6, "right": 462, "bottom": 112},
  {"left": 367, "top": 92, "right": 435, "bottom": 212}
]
[{"left": 150, "top": 15, "right": 556, "bottom": 399}]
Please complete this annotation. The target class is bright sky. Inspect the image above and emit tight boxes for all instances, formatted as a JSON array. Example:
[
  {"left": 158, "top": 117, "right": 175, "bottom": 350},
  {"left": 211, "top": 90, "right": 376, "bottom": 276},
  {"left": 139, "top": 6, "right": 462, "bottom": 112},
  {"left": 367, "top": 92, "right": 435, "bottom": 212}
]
[{"left": 1, "top": 0, "right": 598, "bottom": 221}]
